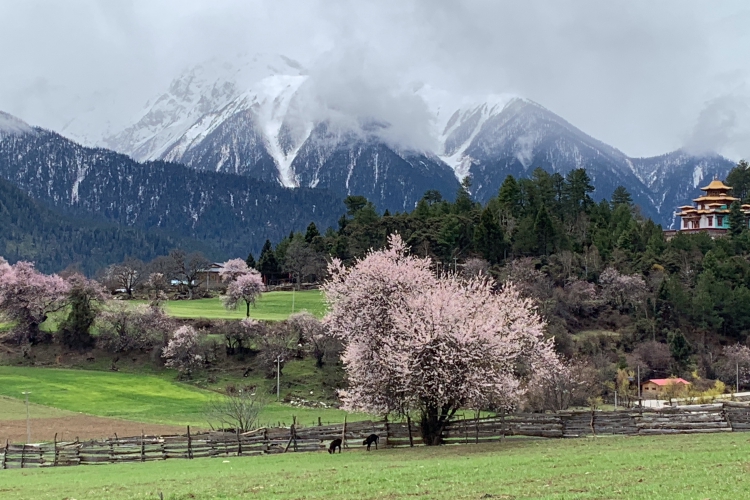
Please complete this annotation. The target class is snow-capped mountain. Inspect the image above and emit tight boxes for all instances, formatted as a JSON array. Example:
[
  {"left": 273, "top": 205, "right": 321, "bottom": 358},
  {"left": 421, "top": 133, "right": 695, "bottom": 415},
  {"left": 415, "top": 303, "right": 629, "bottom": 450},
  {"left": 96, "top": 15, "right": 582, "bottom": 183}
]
[
  {"left": 432, "top": 97, "right": 735, "bottom": 222},
  {"left": 67, "top": 55, "right": 736, "bottom": 224},
  {"left": 101, "top": 53, "right": 306, "bottom": 164},
  {"left": 0, "top": 113, "right": 343, "bottom": 258}
]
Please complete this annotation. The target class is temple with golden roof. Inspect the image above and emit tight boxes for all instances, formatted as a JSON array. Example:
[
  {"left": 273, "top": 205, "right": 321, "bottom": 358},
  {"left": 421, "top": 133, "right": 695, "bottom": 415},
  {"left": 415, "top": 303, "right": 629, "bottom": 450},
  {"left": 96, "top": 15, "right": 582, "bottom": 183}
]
[{"left": 673, "top": 179, "right": 750, "bottom": 235}]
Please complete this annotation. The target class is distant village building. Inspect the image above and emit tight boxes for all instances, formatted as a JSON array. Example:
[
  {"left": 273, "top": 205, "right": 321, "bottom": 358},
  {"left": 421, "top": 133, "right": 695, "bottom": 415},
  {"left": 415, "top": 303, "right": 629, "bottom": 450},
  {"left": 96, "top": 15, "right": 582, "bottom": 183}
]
[
  {"left": 641, "top": 378, "right": 690, "bottom": 398},
  {"left": 665, "top": 179, "right": 750, "bottom": 239}
]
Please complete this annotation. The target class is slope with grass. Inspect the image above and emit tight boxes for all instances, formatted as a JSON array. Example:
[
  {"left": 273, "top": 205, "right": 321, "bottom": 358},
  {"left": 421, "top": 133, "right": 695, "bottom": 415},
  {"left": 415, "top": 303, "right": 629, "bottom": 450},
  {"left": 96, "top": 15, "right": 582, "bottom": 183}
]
[
  {"left": 3, "top": 433, "right": 749, "bottom": 499},
  {"left": 0, "top": 365, "right": 363, "bottom": 431}
]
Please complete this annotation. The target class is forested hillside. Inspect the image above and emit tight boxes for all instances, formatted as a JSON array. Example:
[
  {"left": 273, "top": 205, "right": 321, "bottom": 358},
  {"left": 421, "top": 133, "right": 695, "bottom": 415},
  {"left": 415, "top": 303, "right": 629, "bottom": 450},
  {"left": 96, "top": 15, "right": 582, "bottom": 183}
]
[
  {"left": 0, "top": 176, "right": 209, "bottom": 274},
  {"left": 258, "top": 162, "right": 750, "bottom": 388}
]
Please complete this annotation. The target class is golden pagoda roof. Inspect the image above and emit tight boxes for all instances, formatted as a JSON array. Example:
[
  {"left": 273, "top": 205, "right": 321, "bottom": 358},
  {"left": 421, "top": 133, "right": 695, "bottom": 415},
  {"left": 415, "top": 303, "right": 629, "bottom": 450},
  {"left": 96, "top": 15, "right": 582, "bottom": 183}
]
[
  {"left": 700, "top": 179, "right": 732, "bottom": 191},
  {"left": 693, "top": 195, "right": 737, "bottom": 203}
]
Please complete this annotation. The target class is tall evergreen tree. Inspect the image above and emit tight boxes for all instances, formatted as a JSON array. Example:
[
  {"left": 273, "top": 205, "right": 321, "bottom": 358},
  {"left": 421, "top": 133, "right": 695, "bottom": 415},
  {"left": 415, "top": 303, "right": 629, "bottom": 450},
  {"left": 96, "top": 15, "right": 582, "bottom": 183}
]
[
  {"left": 257, "top": 239, "right": 280, "bottom": 280},
  {"left": 534, "top": 206, "right": 556, "bottom": 255},
  {"left": 497, "top": 175, "right": 522, "bottom": 217},
  {"left": 611, "top": 186, "right": 633, "bottom": 207},
  {"left": 729, "top": 200, "right": 746, "bottom": 238},
  {"left": 304, "top": 222, "right": 320, "bottom": 244},
  {"left": 454, "top": 177, "right": 475, "bottom": 213},
  {"left": 245, "top": 252, "right": 256, "bottom": 270},
  {"left": 474, "top": 207, "right": 505, "bottom": 264}
]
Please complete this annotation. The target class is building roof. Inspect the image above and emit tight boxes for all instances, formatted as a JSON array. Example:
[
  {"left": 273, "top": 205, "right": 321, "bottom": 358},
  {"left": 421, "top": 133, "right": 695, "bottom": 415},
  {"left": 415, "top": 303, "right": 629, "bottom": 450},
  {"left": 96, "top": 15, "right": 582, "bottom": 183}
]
[
  {"left": 700, "top": 179, "right": 733, "bottom": 191},
  {"left": 644, "top": 378, "right": 691, "bottom": 386}
]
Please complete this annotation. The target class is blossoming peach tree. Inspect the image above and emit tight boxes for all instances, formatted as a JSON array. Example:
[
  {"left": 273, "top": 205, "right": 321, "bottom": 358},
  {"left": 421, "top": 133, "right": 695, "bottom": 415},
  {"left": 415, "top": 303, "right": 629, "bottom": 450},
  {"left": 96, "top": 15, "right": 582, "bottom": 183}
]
[{"left": 322, "top": 235, "right": 561, "bottom": 445}]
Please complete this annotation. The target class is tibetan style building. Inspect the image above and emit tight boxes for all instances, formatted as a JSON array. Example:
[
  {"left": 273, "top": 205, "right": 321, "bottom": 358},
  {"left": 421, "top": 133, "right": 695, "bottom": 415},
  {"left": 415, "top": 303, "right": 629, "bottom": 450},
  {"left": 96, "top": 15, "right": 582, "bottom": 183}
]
[{"left": 670, "top": 179, "right": 750, "bottom": 237}]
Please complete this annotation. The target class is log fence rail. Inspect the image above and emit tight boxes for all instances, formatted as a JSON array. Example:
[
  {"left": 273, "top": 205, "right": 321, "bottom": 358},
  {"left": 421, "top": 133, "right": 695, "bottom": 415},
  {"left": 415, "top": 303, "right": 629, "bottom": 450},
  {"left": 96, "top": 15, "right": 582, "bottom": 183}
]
[{"left": 2, "top": 402, "right": 748, "bottom": 470}]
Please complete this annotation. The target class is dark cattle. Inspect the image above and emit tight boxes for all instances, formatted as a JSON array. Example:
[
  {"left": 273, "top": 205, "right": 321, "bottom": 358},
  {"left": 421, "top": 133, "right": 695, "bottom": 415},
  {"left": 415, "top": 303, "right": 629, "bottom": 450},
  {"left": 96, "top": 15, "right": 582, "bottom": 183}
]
[
  {"left": 328, "top": 438, "right": 342, "bottom": 454},
  {"left": 363, "top": 434, "right": 379, "bottom": 451}
]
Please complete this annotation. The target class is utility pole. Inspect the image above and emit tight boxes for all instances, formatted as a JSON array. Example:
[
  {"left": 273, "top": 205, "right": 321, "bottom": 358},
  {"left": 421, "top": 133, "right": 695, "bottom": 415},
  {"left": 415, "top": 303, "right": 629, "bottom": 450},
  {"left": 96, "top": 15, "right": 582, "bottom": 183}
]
[
  {"left": 276, "top": 356, "right": 281, "bottom": 401},
  {"left": 637, "top": 365, "right": 641, "bottom": 405},
  {"left": 22, "top": 391, "right": 31, "bottom": 443}
]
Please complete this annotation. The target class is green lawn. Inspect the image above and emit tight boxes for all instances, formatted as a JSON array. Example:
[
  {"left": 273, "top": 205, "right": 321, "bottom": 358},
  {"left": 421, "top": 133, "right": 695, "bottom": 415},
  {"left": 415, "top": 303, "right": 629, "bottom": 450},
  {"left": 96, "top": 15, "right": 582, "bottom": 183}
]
[
  {"left": 0, "top": 366, "right": 363, "bottom": 429},
  {"left": 131, "top": 290, "right": 327, "bottom": 321},
  {"left": 0, "top": 395, "right": 75, "bottom": 420},
  {"left": 3, "top": 432, "right": 749, "bottom": 499}
]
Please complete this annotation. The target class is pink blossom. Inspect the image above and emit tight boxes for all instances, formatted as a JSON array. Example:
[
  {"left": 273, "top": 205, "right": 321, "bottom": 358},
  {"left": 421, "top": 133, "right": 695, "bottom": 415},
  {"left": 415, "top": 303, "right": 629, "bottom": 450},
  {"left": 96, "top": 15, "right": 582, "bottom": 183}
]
[
  {"left": 0, "top": 260, "right": 70, "bottom": 343},
  {"left": 219, "top": 258, "right": 251, "bottom": 282},
  {"left": 221, "top": 270, "right": 265, "bottom": 317},
  {"left": 162, "top": 325, "right": 203, "bottom": 378},
  {"left": 322, "top": 235, "right": 561, "bottom": 443}
]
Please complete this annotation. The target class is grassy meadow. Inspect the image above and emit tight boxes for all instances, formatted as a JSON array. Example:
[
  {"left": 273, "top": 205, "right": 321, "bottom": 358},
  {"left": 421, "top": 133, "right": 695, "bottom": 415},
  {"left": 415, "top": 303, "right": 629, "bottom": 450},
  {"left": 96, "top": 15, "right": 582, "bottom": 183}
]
[
  {"left": 3, "top": 432, "right": 749, "bottom": 499},
  {"left": 0, "top": 365, "right": 363, "bottom": 430},
  {"left": 139, "top": 290, "right": 327, "bottom": 321}
]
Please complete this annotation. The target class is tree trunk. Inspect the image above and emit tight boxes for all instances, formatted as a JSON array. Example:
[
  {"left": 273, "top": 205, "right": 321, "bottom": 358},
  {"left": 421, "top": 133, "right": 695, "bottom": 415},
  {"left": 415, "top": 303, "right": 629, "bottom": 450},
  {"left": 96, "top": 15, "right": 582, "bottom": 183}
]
[
  {"left": 419, "top": 406, "right": 454, "bottom": 445},
  {"left": 246, "top": 301, "right": 251, "bottom": 318}
]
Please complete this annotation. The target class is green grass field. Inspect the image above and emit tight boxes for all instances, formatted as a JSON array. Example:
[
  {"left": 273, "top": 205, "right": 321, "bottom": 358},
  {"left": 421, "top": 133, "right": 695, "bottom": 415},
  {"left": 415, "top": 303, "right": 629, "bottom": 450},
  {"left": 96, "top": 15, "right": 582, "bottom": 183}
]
[
  {"left": 0, "top": 395, "right": 75, "bottom": 420},
  {"left": 0, "top": 366, "right": 363, "bottom": 429},
  {"left": 3, "top": 432, "right": 749, "bottom": 499},
  {"left": 132, "top": 290, "right": 327, "bottom": 321}
]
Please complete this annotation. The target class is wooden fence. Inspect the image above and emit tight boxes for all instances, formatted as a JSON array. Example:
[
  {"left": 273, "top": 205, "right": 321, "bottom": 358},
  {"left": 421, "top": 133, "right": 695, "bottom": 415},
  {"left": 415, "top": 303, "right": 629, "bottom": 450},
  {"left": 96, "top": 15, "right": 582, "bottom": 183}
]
[{"left": 3, "top": 402, "right": 750, "bottom": 470}]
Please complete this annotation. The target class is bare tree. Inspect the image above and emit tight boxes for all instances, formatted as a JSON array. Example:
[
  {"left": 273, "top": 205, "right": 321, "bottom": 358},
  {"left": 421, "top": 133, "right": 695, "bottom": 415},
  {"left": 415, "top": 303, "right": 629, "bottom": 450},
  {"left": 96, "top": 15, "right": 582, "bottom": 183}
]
[
  {"left": 169, "top": 250, "right": 211, "bottom": 299},
  {"left": 104, "top": 258, "right": 145, "bottom": 298},
  {"left": 283, "top": 239, "right": 326, "bottom": 289},
  {"left": 461, "top": 258, "right": 490, "bottom": 279},
  {"left": 287, "top": 312, "right": 341, "bottom": 368},
  {"left": 205, "top": 386, "right": 266, "bottom": 432}
]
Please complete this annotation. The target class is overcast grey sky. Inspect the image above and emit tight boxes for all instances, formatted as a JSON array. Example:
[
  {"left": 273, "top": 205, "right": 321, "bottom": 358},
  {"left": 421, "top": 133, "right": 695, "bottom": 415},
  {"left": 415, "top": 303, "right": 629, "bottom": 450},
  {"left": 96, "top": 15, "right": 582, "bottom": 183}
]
[{"left": 1, "top": 0, "right": 749, "bottom": 158}]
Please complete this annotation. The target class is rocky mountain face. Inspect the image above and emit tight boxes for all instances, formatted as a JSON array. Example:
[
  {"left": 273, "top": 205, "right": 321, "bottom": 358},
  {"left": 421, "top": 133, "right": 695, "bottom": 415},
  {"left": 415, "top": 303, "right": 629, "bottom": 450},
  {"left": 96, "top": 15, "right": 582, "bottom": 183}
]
[
  {"left": 61, "top": 56, "right": 736, "bottom": 225},
  {"left": 0, "top": 118, "right": 343, "bottom": 259}
]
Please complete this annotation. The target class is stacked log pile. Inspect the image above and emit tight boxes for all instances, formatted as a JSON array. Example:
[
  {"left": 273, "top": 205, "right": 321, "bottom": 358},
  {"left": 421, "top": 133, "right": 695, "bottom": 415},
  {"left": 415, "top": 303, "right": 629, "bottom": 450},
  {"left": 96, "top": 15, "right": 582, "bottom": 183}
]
[{"left": 635, "top": 404, "right": 730, "bottom": 434}]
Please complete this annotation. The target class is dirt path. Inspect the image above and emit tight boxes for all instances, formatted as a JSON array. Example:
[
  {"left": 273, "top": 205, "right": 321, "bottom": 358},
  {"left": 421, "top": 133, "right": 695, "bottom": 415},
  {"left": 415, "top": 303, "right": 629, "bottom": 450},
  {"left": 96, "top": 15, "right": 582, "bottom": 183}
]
[{"left": 0, "top": 415, "right": 189, "bottom": 443}]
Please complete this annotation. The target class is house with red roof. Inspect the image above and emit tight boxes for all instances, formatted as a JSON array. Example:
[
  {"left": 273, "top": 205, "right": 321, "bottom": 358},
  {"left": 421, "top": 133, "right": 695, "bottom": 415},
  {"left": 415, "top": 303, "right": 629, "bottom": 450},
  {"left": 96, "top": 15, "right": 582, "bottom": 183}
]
[{"left": 641, "top": 378, "right": 691, "bottom": 398}]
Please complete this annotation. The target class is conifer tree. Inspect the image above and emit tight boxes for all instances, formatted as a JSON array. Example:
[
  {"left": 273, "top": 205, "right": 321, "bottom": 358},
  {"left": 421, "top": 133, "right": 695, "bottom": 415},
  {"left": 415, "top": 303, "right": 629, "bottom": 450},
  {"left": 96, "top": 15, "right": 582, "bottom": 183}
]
[
  {"left": 534, "top": 206, "right": 555, "bottom": 255},
  {"left": 729, "top": 200, "right": 746, "bottom": 237},
  {"left": 474, "top": 207, "right": 505, "bottom": 264}
]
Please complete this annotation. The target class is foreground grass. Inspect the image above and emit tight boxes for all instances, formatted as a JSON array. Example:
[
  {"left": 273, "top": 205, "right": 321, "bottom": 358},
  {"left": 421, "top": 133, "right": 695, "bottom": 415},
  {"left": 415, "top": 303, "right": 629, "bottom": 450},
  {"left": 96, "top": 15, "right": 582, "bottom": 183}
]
[
  {"left": 135, "top": 290, "right": 327, "bottom": 321},
  {"left": 3, "top": 433, "right": 749, "bottom": 499},
  {"left": 0, "top": 366, "right": 363, "bottom": 429}
]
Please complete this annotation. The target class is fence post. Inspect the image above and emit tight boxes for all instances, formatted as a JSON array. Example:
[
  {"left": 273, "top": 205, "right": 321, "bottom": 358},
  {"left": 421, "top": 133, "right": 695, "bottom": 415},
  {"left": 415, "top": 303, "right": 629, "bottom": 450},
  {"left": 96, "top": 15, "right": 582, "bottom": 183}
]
[
  {"left": 384, "top": 416, "right": 390, "bottom": 447},
  {"left": 590, "top": 409, "right": 597, "bottom": 437},
  {"left": 141, "top": 431, "right": 146, "bottom": 462},
  {"left": 20, "top": 444, "right": 25, "bottom": 469},
  {"left": 237, "top": 430, "right": 242, "bottom": 456},
  {"left": 341, "top": 415, "right": 347, "bottom": 450},
  {"left": 53, "top": 433, "right": 58, "bottom": 467},
  {"left": 187, "top": 426, "right": 193, "bottom": 459},
  {"left": 2, "top": 439, "right": 7, "bottom": 469},
  {"left": 500, "top": 409, "right": 506, "bottom": 441},
  {"left": 475, "top": 413, "right": 479, "bottom": 444},
  {"left": 406, "top": 415, "right": 414, "bottom": 447},
  {"left": 263, "top": 428, "right": 269, "bottom": 454}
]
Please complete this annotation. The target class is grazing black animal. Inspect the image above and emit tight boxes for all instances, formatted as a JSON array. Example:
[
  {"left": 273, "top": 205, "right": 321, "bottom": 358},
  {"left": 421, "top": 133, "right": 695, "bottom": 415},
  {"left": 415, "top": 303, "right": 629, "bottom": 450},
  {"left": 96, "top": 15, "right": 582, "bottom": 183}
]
[
  {"left": 328, "top": 438, "right": 342, "bottom": 454},
  {"left": 363, "top": 434, "right": 379, "bottom": 451}
]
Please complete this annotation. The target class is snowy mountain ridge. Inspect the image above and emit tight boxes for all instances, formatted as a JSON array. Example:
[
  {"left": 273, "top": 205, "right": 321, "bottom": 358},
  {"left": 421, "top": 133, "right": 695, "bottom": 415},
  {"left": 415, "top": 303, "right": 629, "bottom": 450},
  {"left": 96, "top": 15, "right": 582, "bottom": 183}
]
[{"left": 57, "top": 54, "right": 737, "bottom": 223}]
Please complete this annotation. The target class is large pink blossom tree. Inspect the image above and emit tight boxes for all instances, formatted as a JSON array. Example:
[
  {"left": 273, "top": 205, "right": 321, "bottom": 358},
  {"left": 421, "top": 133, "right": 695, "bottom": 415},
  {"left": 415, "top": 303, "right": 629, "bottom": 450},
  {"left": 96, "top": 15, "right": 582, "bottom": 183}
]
[
  {"left": 222, "top": 270, "right": 265, "bottom": 317},
  {"left": 323, "top": 235, "right": 560, "bottom": 445},
  {"left": 0, "top": 259, "right": 70, "bottom": 344}
]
